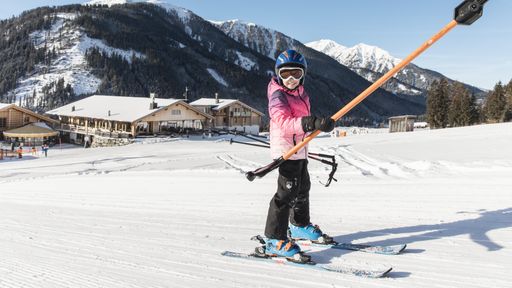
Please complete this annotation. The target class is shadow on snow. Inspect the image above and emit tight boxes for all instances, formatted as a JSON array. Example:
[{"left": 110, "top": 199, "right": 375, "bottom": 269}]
[{"left": 308, "top": 208, "right": 512, "bottom": 278}]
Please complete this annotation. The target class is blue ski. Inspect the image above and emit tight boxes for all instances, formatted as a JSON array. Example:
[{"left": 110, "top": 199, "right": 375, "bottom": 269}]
[
  {"left": 252, "top": 235, "right": 406, "bottom": 255},
  {"left": 297, "top": 240, "right": 407, "bottom": 255},
  {"left": 221, "top": 251, "right": 392, "bottom": 278}
]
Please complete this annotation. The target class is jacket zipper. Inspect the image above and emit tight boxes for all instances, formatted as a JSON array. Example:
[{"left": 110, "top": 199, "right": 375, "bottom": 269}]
[{"left": 298, "top": 94, "right": 309, "bottom": 158}]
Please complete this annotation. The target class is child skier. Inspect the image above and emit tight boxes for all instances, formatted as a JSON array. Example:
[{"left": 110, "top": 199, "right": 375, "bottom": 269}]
[{"left": 264, "top": 49, "right": 335, "bottom": 259}]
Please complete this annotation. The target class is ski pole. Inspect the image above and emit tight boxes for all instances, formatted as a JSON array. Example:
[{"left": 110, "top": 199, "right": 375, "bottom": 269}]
[
  {"left": 237, "top": 133, "right": 270, "bottom": 146},
  {"left": 229, "top": 138, "right": 338, "bottom": 187},
  {"left": 229, "top": 138, "right": 270, "bottom": 149},
  {"left": 229, "top": 138, "right": 336, "bottom": 166},
  {"left": 308, "top": 152, "right": 336, "bottom": 160},
  {"left": 246, "top": 0, "right": 489, "bottom": 182}
]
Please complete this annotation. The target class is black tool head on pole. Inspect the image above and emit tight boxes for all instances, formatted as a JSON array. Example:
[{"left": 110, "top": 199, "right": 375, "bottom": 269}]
[
  {"left": 245, "top": 157, "right": 285, "bottom": 182},
  {"left": 455, "top": 0, "right": 488, "bottom": 25}
]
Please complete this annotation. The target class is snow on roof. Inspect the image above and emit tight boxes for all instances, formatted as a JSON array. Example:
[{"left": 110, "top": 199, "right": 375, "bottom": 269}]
[
  {"left": 3, "top": 122, "right": 58, "bottom": 138},
  {"left": 190, "top": 98, "right": 238, "bottom": 110},
  {"left": 33, "top": 122, "right": 54, "bottom": 130},
  {"left": 0, "top": 103, "right": 14, "bottom": 110},
  {"left": 46, "top": 95, "right": 183, "bottom": 122},
  {"left": 190, "top": 98, "right": 264, "bottom": 116}
]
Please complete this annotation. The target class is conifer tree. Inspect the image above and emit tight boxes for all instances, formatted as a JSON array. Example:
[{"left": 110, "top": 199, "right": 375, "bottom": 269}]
[
  {"left": 448, "top": 82, "right": 478, "bottom": 127},
  {"left": 505, "top": 79, "right": 512, "bottom": 121},
  {"left": 468, "top": 92, "right": 480, "bottom": 125},
  {"left": 427, "top": 79, "right": 450, "bottom": 129},
  {"left": 448, "top": 82, "right": 464, "bottom": 127},
  {"left": 484, "top": 82, "right": 507, "bottom": 123}
]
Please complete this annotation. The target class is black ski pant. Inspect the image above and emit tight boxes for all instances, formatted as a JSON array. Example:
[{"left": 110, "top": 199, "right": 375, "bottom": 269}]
[{"left": 264, "top": 159, "right": 311, "bottom": 240}]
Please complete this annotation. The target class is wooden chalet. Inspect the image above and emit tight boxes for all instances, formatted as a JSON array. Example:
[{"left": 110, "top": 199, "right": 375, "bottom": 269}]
[
  {"left": 190, "top": 94, "right": 263, "bottom": 135},
  {"left": 0, "top": 103, "right": 59, "bottom": 144},
  {"left": 45, "top": 95, "right": 214, "bottom": 145}
]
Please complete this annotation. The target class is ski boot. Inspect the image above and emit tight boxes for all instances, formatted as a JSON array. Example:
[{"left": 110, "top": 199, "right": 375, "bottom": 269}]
[
  {"left": 252, "top": 236, "right": 311, "bottom": 263},
  {"left": 288, "top": 223, "right": 335, "bottom": 245}
]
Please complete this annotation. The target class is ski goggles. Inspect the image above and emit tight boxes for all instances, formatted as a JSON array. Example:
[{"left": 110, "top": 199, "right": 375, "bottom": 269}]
[{"left": 278, "top": 67, "right": 304, "bottom": 81}]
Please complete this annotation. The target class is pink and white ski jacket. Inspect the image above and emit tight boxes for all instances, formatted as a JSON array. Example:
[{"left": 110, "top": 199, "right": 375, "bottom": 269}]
[{"left": 267, "top": 77, "right": 311, "bottom": 160}]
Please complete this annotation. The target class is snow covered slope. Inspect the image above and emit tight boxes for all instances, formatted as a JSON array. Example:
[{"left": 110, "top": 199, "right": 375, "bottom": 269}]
[
  {"left": 13, "top": 13, "right": 99, "bottom": 105},
  {"left": 85, "top": 0, "right": 164, "bottom": 7},
  {"left": 1, "top": 122, "right": 511, "bottom": 287},
  {"left": 211, "top": 19, "right": 297, "bottom": 60},
  {"left": 9, "top": 12, "right": 147, "bottom": 108},
  {"left": 84, "top": 0, "right": 192, "bottom": 22}
]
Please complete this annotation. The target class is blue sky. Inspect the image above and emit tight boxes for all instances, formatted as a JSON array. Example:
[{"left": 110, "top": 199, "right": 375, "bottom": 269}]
[{"left": 1, "top": 0, "right": 511, "bottom": 90}]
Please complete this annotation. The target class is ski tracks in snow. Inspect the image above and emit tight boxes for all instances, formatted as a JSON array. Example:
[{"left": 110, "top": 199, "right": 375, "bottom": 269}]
[
  {"left": 215, "top": 154, "right": 260, "bottom": 174},
  {"left": 314, "top": 144, "right": 471, "bottom": 180},
  {"left": 317, "top": 145, "right": 419, "bottom": 180},
  {"left": 216, "top": 144, "right": 426, "bottom": 180}
]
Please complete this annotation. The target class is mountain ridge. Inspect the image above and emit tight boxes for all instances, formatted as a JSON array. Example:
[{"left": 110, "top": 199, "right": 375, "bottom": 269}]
[{"left": 306, "top": 39, "right": 486, "bottom": 101}]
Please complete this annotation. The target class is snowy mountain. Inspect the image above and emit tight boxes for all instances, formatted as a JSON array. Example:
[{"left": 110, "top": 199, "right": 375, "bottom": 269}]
[
  {"left": 211, "top": 19, "right": 426, "bottom": 122},
  {"left": 214, "top": 20, "right": 483, "bottom": 104},
  {"left": 0, "top": 2, "right": 270, "bottom": 114},
  {"left": 0, "top": 1, "right": 424, "bottom": 124},
  {"left": 11, "top": 12, "right": 144, "bottom": 108},
  {"left": 306, "top": 39, "right": 486, "bottom": 101},
  {"left": 308, "top": 40, "right": 399, "bottom": 74}
]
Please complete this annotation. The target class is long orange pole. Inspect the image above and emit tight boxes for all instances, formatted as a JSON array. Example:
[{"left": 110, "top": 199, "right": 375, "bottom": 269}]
[{"left": 283, "top": 20, "right": 458, "bottom": 160}]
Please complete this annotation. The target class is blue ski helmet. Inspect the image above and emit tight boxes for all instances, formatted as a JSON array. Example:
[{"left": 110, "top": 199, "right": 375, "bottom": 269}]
[{"left": 275, "top": 49, "right": 307, "bottom": 85}]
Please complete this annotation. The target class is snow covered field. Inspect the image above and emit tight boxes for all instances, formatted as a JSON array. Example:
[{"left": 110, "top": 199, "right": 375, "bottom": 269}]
[{"left": 1, "top": 123, "right": 511, "bottom": 287}]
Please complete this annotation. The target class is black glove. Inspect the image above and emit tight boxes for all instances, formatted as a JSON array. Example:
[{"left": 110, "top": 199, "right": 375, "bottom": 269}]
[{"left": 301, "top": 116, "right": 335, "bottom": 133}]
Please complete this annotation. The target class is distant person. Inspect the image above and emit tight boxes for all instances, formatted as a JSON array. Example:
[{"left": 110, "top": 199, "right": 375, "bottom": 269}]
[
  {"left": 31, "top": 146, "right": 37, "bottom": 156},
  {"left": 17, "top": 145, "right": 23, "bottom": 159},
  {"left": 41, "top": 143, "right": 49, "bottom": 157},
  {"left": 261, "top": 50, "right": 335, "bottom": 260}
]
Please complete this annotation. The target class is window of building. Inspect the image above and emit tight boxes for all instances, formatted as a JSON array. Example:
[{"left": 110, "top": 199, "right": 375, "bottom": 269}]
[
  {"left": 171, "top": 109, "right": 181, "bottom": 115},
  {"left": 0, "top": 118, "right": 6, "bottom": 128}
]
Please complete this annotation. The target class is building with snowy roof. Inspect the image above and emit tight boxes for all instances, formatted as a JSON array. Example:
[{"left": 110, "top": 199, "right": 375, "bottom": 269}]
[
  {"left": 189, "top": 94, "right": 263, "bottom": 135},
  {"left": 46, "top": 94, "right": 213, "bottom": 146},
  {"left": 0, "top": 103, "right": 59, "bottom": 145}
]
